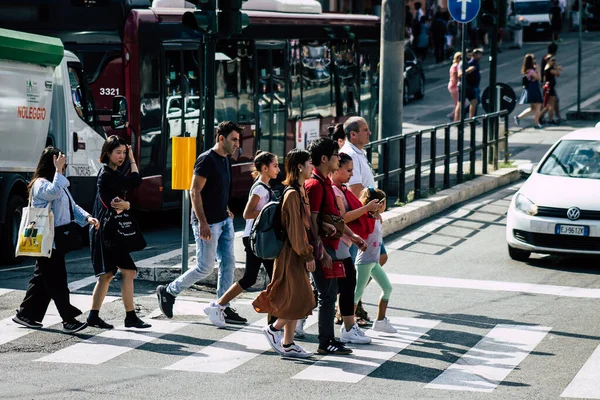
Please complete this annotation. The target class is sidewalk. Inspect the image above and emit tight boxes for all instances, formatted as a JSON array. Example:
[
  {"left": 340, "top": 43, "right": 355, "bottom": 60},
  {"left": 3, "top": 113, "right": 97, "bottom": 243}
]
[
  {"left": 136, "top": 121, "right": 596, "bottom": 286},
  {"left": 566, "top": 92, "right": 600, "bottom": 121}
]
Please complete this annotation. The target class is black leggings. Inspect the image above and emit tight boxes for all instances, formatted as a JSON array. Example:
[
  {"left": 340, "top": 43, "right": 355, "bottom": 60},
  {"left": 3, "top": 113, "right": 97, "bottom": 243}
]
[
  {"left": 239, "top": 237, "right": 274, "bottom": 290},
  {"left": 337, "top": 258, "right": 357, "bottom": 317}
]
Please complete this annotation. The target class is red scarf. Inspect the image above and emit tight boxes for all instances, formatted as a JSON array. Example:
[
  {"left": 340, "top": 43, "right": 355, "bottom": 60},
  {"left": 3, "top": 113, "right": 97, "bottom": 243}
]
[{"left": 334, "top": 183, "right": 375, "bottom": 240}]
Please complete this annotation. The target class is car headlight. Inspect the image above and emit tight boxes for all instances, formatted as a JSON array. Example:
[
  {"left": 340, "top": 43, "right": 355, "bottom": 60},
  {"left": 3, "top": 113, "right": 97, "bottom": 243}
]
[{"left": 515, "top": 193, "right": 538, "bottom": 216}]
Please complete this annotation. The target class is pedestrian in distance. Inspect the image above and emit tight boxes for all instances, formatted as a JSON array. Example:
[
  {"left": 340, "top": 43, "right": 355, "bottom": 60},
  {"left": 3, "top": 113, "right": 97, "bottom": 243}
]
[
  {"left": 550, "top": 0, "right": 563, "bottom": 42},
  {"left": 331, "top": 152, "right": 377, "bottom": 341},
  {"left": 156, "top": 121, "right": 245, "bottom": 324},
  {"left": 88, "top": 135, "right": 150, "bottom": 329},
  {"left": 464, "top": 48, "right": 483, "bottom": 120},
  {"left": 252, "top": 149, "right": 317, "bottom": 358},
  {"left": 454, "top": 48, "right": 473, "bottom": 122},
  {"left": 431, "top": 12, "right": 448, "bottom": 64},
  {"left": 514, "top": 54, "right": 543, "bottom": 129},
  {"left": 306, "top": 137, "right": 367, "bottom": 355},
  {"left": 415, "top": 16, "right": 430, "bottom": 62},
  {"left": 448, "top": 52, "right": 461, "bottom": 120},
  {"left": 542, "top": 54, "right": 563, "bottom": 125},
  {"left": 354, "top": 187, "right": 397, "bottom": 334},
  {"left": 13, "top": 147, "right": 99, "bottom": 333},
  {"left": 203, "top": 151, "right": 279, "bottom": 328}
]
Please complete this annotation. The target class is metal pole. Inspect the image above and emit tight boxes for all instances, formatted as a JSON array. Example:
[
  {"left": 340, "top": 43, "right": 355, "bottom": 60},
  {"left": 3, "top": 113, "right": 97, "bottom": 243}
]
[
  {"left": 378, "top": 0, "right": 404, "bottom": 193},
  {"left": 488, "top": 21, "right": 498, "bottom": 165},
  {"left": 181, "top": 190, "right": 190, "bottom": 273},
  {"left": 577, "top": 4, "right": 582, "bottom": 114},
  {"left": 204, "top": 37, "right": 216, "bottom": 149},
  {"left": 460, "top": 23, "right": 467, "bottom": 129}
]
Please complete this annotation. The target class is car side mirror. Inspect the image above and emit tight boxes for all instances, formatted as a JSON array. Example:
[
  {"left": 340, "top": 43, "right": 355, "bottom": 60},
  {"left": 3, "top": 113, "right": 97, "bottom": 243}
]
[
  {"left": 111, "top": 95, "right": 128, "bottom": 130},
  {"left": 518, "top": 163, "right": 534, "bottom": 177}
]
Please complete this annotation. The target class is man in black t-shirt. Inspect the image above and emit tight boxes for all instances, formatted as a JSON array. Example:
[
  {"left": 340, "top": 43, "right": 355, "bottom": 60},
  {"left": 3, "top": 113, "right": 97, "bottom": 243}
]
[
  {"left": 465, "top": 48, "right": 483, "bottom": 118},
  {"left": 550, "top": 0, "right": 562, "bottom": 42},
  {"left": 157, "top": 121, "right": 246, "bottom": 324}
]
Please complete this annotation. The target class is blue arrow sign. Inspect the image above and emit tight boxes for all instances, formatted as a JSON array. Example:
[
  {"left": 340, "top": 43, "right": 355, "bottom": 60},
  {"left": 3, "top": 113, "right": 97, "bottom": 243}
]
[{"left": 448, "top": 0, "right": 481, "bottom": 23}]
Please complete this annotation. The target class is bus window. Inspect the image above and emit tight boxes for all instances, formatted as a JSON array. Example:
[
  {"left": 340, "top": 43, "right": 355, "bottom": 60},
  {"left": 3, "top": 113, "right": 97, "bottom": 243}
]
[
  {"left": 289, "top": 40, "right": 302, "bottom": 119},
  {"left": 139, "top": 52, "right": 161, "bottom": 178},
  {"left": 215, "top": 41, "right": 255, "bottom": 125},
  {"left": 301, "top": 41, "right": 333, "bottom": 118},
  {"left": 67, "top": 62, "right": 95, "bottom": 126},
  {"left": 183, "top": 50, "right": 202, "bottom": 138},
  {"left": 334, "top": 42, "right": 359, "bottom": 116}
]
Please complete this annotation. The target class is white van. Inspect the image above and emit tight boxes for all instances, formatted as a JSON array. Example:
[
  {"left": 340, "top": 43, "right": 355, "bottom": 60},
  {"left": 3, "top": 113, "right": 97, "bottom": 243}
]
[{"left": 510, "top": 0, "right": 552, "bottom": 40}]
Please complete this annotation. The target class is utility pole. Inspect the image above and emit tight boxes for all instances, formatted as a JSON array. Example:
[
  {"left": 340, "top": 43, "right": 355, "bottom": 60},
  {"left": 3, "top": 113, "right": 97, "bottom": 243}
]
[{"left": 378, "top": 0, "right": 404, "bottom": 195}]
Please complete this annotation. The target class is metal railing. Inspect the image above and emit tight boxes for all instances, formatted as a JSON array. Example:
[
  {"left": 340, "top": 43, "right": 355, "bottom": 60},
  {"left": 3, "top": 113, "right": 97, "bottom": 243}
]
[{"left": 364, "top": 110, "right": 510, "bottom": 202}]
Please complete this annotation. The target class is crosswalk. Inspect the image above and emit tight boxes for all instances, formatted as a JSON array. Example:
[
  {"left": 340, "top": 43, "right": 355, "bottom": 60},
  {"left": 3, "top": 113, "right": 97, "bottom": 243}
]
[{"left": 0, "top": 286, "right": 599, "bottom": 398}]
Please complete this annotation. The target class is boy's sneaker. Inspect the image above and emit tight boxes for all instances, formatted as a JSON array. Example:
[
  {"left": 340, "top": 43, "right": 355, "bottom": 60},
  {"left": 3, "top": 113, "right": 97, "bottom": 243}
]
[
  {"left": 62, "top": 320, "right": 88, "bottom": 334},
  {"left": 317, "top": 339, "right": 353, "bottom": 355},
  {"left": 262, "top": 325, "right": 284, "bottom": 354},
  {"left": 12, "top": 314, "right": 42, "bottom": 329},
  {"left": 340, "top": 324, "right": 372, "bottom": 344},
  {"left": 372, "top": 317, "right": 397, "bottom": 333},
  {"left": 295, "top": 318, "right": 307, "bottom": 338},
  {"left": 281, "top": 343, "right": 313, "bottom": 359},
  {"left": 203, "top": 303, "right": 226, "bottom": 328},
  {"left": 156, "top": 285, "right": 175, "bottom": 318},
  {"left": 223, "top": 307, "right": 247, "bottom": 324}
]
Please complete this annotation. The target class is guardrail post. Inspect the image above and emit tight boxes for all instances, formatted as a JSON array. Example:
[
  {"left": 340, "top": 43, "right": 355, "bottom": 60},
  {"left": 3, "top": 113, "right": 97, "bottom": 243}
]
[
  {"left": 493, "top": 115, "right": 499, "bottom": 170},
  {"left": 482, "top": 117, "right": 488, "bottom": 175},
  {"left": 398, "top": 135, "right": 406, "bottom": 202},
  {"left": 504, "top": 113, "right": 509, "bottom": 164},
  {"left": 415, "top": 131, "right": 422, "bottom": 199},
  {"left": 457, "top": 122, "right": 464, "bottom": 183},
  {"left": 443, "top": 125, "right": 450, "bottom": 189},
  {"left": 382, "top": 139, "right": 390, "bottom": 195},
  {"left": 429, "top": 129, "right": 436, "bottom": 192},
  {"left": 470, "top": 120, "right": 476, "bottom": 177}
]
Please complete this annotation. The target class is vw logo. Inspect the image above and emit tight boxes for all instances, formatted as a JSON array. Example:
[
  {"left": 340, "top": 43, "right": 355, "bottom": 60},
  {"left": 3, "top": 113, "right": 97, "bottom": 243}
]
[{"left": 567, "top": 207, "right": 581, "bottom": 221}]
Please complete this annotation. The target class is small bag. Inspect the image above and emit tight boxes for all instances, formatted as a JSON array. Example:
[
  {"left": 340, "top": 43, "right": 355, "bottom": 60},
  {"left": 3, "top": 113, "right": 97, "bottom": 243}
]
[
  {"left": 15, "top": 195, "right": 54, "bottom": 258},
  {"left": 54, "top": 190, "right": 83, "bottom": 254},
  {"left": 323, "top": 260, "right": 346, "bottom": 279},
  {"left": 312, "top": 174, "right": 345, "bottom": 239},
  {"left": 100, "top": 196, "right": 146, "bottom": 253}
]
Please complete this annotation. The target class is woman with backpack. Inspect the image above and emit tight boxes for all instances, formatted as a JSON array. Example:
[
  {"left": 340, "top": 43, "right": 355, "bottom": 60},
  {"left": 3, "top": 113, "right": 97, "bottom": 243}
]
[
  {"left": 88, "top": 135, "right": 150, "bottom": 329},
  {"left": 203, "top": 151, "right": 280, "bottom": 328},
  {"left": 13, "top": 147, "right": 98, "bottom": 333},
  {"left": 331, "top": 153, "right": 379, "bottom": 343},
  {"left": 514, "top": 54, "right": 543, "bottom": 129},
  {"left": 253, "top": 149, "right": 317, "bottom": 358}
]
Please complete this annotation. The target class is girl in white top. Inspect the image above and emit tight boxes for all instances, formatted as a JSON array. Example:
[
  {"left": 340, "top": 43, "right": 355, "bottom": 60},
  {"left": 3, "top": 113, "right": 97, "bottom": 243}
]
[{"left": 203, "top": 151, "right": 280, "bottom": 328}]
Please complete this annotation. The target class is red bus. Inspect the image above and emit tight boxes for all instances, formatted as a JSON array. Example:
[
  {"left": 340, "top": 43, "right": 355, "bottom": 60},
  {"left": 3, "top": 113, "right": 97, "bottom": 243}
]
[{"left": 0, "top": 0, "right": 381, "bottom": 211}]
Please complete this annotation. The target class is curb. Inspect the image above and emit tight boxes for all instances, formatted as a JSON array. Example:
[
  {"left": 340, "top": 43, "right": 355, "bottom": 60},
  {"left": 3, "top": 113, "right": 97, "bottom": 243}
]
[
  {"left": 566, "top": 110, "right": 600, "bottom": 121},
  {"left": 136, "top": 167, "right": 521, "bottom": 286}
]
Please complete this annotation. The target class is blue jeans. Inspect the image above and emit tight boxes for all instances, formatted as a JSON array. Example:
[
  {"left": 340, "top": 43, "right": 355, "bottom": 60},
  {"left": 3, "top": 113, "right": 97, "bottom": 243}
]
[{"left": 167, "top": 218, "right": 235, "bottom": 305}]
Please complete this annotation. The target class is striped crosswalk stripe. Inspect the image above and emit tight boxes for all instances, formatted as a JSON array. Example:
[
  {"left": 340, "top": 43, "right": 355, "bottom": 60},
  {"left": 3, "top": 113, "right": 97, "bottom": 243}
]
[
  {"left": 165, "top": 314, "right": 318, "bottom": 373},
  {"left": 561, "top": 344, "right": 600, "bottom": 399},
  {"left": 0, "top": 289, "right": 13, "bottom": 297},
  {"left": 292, "top": 317, "right": 440, "bottom": 383},
  {"left": 426, "top": 324, "right": 551, "bottom": 392}
]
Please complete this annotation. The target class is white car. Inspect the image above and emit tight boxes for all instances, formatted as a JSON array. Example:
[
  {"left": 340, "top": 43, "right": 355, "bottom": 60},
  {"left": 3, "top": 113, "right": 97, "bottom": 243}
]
[{"left": 506, "top": 128, "right": 600, "bottom": 261}]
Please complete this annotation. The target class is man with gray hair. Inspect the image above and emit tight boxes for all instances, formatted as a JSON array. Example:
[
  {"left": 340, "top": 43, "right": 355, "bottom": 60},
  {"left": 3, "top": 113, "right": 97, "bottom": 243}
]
[{"left": 340, "top": 117, "right": 375, "bottom": 198}]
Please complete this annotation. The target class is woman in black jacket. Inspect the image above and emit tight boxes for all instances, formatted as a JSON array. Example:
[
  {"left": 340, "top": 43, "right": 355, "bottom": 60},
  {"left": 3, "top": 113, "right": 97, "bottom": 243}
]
[{"left": 88, "top": 135, "right": 150, "bottom": 329}]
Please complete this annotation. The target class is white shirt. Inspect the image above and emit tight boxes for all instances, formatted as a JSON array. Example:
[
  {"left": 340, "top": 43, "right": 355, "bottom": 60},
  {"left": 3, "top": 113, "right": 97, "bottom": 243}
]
[
  {"left": 243, "top": 182, "right": 271, "bottom": 237},
  {"left": 340, "top": 141, "right": 376, "bottom": 190}
]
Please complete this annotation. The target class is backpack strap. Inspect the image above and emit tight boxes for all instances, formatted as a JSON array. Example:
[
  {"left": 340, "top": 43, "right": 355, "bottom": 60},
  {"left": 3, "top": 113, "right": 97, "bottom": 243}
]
[{"left": 250, "top": 180, "right": 275, "bottom": 202}]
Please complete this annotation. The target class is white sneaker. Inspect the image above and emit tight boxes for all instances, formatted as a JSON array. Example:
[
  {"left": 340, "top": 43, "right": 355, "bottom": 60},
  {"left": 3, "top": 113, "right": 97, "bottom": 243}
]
[
  {"left": 295, "top": 318, "right": 307, "bottom": 338},
  {"left": 262, "top": 325, "right": 284, "bottom": 354},
  {"left": 281, "top": 343, "right": 313, "bottom": 358},
  {"left": 340, "top": 323, "right": 372, "bottom": 344},
  {"left": 203, "top": 302, "right": 226, "bottom": 328},
  {"left": 372, "top": 317, "right": 397, "bottom": 333}
]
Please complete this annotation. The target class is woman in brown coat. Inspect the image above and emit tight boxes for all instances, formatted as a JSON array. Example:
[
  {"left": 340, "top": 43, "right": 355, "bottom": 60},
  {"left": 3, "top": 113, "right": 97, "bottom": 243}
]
[{"left": 253, "top": 148, "right": 317, "bottom": 358}]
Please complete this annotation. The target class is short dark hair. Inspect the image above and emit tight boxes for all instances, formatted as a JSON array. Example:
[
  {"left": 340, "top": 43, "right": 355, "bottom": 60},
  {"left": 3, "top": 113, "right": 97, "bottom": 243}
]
[
  {"left": 415, "top": 2, "right": 422, "bottom": 9},
  {"left": 307, "top": 137, "right": 338, "bottom": 167},
  {"left": 548, "top": 42, "right": 558, "bottom": 55},
  {"left": 328, "top": 123, "right": 346, "bottom": 142},
  {"left": 99, "top": 135, "right": 128, "bottom": 164},
  {"left": 216, "top": 121, "right": 243, "bottom": 140}
]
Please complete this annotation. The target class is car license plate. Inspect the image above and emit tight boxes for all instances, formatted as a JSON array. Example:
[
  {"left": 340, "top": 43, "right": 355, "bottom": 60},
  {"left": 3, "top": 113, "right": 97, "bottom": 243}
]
[{"left": 555, "top": 224, "right": 589, "bottom": 236}]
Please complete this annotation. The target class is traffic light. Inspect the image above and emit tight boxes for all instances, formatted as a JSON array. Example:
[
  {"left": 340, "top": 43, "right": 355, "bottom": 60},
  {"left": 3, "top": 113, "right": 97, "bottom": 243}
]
[
  {"left": 218, "top": 0, "right": 249, "bottom": 37},
  {"left": 182, "top": 0, "right": 217, "bottom": 34}
]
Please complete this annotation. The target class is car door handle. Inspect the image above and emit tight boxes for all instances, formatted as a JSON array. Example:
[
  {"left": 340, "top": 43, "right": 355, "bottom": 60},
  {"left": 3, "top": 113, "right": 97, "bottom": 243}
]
[{"left": 73, "top": 132, "right": 79, "bottom": 152}]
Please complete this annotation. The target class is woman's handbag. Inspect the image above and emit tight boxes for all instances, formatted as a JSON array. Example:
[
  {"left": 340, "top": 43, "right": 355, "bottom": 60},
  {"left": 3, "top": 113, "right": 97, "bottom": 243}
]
[
  {"left": 54, "top": 190, "right": 83, "bottom": 253},
  {"left": 323, "top": 260, "right": 346, "bottom": 279},
  {"left": 15, "top": 196, "right": 54, "bottom": 258},
  {"left": 101, "top": 210, "right": 146, "bottom": 253}
]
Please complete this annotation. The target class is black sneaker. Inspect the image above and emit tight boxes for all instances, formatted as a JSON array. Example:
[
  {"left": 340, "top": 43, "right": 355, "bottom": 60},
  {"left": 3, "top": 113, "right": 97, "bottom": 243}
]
[
  {"left": 156, "top": 285, "right": 175, "bottom": 318},
  {"left": 223, "top": 307, "right": 247, "bottom": 324},
  {"left": 63, "top": 320, "right": 88, "bottom": 334},
  {"left": 12, "top": 315, "right": 42, "bottom": 329},
  {"left": 317, "top": 339, "right": 353, "bottom": 355},
  {"left": 87, "top": 316, "right": 114, "bottom": 329},
  {"left": 124, "top": 317, "right": 151, "bottom": 329}
]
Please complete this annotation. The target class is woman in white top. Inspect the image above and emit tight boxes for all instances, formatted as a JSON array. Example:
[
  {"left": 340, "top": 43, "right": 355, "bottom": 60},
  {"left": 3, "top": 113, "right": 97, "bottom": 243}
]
[{"left": 203, "top": 151, "right": 280, "bottom": 328}]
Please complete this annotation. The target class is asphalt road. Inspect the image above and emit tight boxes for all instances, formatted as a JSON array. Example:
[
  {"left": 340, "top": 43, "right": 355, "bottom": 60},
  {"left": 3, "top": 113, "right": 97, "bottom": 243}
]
[{"left": 2, "top": 182, "right": 600, "bottom": 399}]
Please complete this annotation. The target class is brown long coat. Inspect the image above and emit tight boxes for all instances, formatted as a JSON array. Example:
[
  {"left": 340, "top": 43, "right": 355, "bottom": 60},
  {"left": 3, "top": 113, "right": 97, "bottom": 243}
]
[{"left": 252, "top": 187, "right": 316, "bottom": 320}]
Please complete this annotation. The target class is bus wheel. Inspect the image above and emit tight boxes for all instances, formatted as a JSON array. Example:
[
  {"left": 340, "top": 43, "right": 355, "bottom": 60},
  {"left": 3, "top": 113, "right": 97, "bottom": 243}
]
[{"left": 0, "top": 194, "right": 26, "bottom": 265}]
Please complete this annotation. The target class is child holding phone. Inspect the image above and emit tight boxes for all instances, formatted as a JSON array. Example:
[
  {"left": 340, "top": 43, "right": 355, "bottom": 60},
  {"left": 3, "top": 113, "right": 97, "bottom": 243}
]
[{"left": 354, "top": 187, "right": 396, "bottom": 333}]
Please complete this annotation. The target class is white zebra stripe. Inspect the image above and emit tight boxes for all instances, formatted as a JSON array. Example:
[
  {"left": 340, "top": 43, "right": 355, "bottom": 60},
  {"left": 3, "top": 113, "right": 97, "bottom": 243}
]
[{"left": 561, "top": 344, "right": 600, "bottom": 399}]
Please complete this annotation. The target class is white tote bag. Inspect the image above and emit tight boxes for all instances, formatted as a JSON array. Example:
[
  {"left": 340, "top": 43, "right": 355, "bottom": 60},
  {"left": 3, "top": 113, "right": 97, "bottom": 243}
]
[{"left": 15, "top": 197, "right": 54, "bottom": 258}]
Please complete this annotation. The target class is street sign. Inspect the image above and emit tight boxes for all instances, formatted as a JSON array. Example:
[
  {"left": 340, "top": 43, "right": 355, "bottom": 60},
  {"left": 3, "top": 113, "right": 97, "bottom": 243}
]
[
  {"left": 448, "top": 0, "right": 481, "bottom": 23},
  {"left": 481, "top": 83, "right": 517, "bottom": 114}
]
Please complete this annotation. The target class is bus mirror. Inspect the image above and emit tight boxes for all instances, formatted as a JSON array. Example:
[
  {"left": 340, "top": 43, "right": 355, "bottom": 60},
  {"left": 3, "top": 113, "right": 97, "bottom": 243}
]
[{"left": 111, "top": 95, "right": 128, "bottom": 130}]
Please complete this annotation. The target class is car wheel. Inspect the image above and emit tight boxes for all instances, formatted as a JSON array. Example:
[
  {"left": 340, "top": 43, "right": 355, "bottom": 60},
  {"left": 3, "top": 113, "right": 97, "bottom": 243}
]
[
  {"left": 403, "top": 81, "right": 410, "bottom": 105},
  {"left": 414, "top": 75, "right": 425, "bottom": 99},
  {"left": 508, "top": 245, "right": 531, "bottom": 262},
  {"left": 0, "top": 194, "right": 26, "bottom": 265}
]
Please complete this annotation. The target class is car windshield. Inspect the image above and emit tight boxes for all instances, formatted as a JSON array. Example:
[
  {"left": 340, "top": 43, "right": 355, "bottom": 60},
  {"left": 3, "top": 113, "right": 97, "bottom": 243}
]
[
  {"left": 539, "top": 140, "right": 600, "bottom": 179},
  {"left": 515, "top": 1, "right": 551, "bottom": 14}
]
